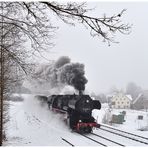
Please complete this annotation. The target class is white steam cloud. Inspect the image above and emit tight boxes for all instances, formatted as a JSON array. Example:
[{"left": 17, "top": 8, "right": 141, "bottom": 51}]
[{"left": 24, "top": 56, "right": 87, "bottom": 95}]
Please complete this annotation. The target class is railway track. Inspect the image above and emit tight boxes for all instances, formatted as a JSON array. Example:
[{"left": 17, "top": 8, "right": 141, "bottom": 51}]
[
  {"left": 78, "top": 128, "right": 148, "bottom": 146},
  {"left": 62, "top": 124, "right": 148, "bottom": 146},
  {"left": 78, "top": 133, "right": 107, "bottom": 146},
  {"left": 100, "top": 124, "right": 148, "bottom": 140},
  {"left": 61, "top": 137, "right": 74, "bottom": 146},
  {"left": 79, "top": 132, "right": 127, "bottom": 146},
  {"left": 62, "top": 131, "right": 125, "bottom": 146},
  {"left": 91, "top": 132, "right": 125, "bottom": 146},
  {"left": 98, "top": 124, "right": 148, "bottom": 145}
]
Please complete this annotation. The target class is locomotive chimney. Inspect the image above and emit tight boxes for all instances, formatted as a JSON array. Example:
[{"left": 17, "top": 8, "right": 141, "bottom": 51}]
[{"left": 79, "top": 90, "right": 83, "bottom": 95}]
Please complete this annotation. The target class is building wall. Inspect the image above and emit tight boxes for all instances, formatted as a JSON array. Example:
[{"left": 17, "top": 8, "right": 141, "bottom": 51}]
[{"left": 111, "top": 93, "right": 131, "bottom": 109}]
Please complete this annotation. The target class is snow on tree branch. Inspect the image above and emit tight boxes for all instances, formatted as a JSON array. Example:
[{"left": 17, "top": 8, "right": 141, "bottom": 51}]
[{"left": 41, "top": 2, "right": 131, "bottom": 45}]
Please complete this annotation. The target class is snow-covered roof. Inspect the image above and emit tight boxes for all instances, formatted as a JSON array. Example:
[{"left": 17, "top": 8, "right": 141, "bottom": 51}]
[
  {"left": 133, "top": 91, "right": 148, "bottom": 104},
  {"left": 126, "top": 95, "right": 133, "bottom": 101},
  {"left": 109, "top": 93, "right": 133, "bottom": 101},
  {"left": 132, "top": 93, "right": 142, "bottom": 104}
]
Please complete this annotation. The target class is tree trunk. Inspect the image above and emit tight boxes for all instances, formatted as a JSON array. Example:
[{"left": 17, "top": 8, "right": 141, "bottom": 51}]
[
  {"left": 0, "top": 56, "right": 4, "bottom": 146},
  {"left": 0, "top": 3, "right": 4, "bottom": 145}
]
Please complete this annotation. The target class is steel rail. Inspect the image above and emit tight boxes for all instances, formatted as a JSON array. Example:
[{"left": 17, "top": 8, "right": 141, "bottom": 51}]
[
  {"left": 99, "top": 127, "right": 148, "bottom": 145},
  {"left": 61, "top": 137, "right": 74, "bottom": 146},
  {"left": 77, "top": 133, "right": 107, "bottom": 146},
  {"left": 100, "top": 124, "right": 148, "bottom": 140},
  {"left": 91, "top": 132, "right": 125, "bottom": 146}
]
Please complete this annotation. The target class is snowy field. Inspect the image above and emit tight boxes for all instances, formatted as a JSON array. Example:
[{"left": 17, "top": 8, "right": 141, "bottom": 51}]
[
  {"left": 3, "top": 94, "right": 148, "bottom": 146},
  {"left": 110, "top": 109, "right": 148, "bottom": 136}
]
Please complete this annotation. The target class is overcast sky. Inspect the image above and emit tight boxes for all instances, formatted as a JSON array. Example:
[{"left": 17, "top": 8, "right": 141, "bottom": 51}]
[{"left": 40, "top": 1, "right": 148, "bottom": 94}]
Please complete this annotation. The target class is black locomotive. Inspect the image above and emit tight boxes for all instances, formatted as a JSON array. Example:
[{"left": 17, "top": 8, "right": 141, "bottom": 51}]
[{"left": 47, "top": 94, "right": 101, "bottom": 133}]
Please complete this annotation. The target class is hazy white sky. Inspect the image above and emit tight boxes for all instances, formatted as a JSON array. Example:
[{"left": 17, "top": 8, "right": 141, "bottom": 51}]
[{"left": 40, "top": 1, "right": 148, "bottom": 94}]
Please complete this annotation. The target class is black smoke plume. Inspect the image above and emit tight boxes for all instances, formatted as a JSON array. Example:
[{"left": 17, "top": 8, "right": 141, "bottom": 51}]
[
  {"left": 29, "top": 56, "right": 88, "bottom": 94},
  {"left": 58, "top": 63, "right": 88, "bottom": 94}
]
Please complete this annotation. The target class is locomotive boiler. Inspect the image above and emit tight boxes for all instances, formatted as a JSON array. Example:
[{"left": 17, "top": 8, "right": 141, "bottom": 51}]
[{"left": 47, "top": 94, "right": 101, "bottom": 133}]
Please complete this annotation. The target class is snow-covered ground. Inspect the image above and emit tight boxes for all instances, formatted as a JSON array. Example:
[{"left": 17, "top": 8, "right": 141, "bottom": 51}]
[
  {"left": 3, "top": 94, "right": 148, "bottom": 146},
  {"left": 106, "top": 108, "right": 148, "bottom": 137}
]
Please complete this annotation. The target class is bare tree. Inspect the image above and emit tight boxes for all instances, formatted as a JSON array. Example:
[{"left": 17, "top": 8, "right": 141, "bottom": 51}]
[
  {"left": 126, "top": 82, "right": 142, "bottom": 99},
  {"left": 0, "top": 1, "right": 131, "bottom": 145},
  {"left": 0, "top": 21, "right": 27, "bottom": 146},
  {"left": 41, "top": 2, "right": 131, "bottom": 45}
]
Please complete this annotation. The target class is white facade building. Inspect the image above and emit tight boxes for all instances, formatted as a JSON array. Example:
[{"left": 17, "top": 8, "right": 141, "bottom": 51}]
[{"left": 111, "top": 93, "right": 132, "bottom": 109}]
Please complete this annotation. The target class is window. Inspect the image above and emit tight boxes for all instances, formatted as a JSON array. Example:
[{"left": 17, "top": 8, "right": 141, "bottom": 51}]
[
  {"left": 122, "top": 102, "right": 124, "bottom": 104},
  {"left": 118, "top": 105, "right": 120, "bottom": 108}
]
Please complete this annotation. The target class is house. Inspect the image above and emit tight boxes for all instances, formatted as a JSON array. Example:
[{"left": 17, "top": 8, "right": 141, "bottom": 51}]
[
  {"left": 131, "top": 90, "right": 148, "bottom": 110},
  {"left": 111, "top": 92, "right": 133, "bottom": 109}
]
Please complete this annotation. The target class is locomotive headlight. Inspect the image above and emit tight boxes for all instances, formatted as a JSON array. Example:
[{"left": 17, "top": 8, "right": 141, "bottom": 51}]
[
  {"left": 79, "top": 120, "right": 82, "bottom": 122},
  {"left": 86, "top": 100, "right": 89, "bottom": 103}
]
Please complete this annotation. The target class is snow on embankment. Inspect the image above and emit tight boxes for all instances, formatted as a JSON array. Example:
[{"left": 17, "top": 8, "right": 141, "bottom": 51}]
[
  {"left": 4, "top": 94, "right": 106, "bottom": 146},
  {"left": 4, "top": 94, "right": 71, "bottom": 146}
]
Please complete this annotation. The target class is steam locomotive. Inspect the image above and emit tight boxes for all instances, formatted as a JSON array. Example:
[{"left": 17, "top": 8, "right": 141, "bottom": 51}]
[{"left": 47, "top": 94, "right": 101, "bottom": 133}]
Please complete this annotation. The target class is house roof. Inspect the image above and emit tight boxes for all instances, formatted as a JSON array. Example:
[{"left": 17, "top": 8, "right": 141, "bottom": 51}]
[
  {"left": 126, "top": 95, "right": 133, "bottom": 101},
  {"left": 133, "top": 91, "right": 148, "bottom": 104},
  {"left": 110, "top": 93, "right": 133, "bottom": 101},
  {"left": 132, "top": 93, "right": 142, "bottom": 104}
]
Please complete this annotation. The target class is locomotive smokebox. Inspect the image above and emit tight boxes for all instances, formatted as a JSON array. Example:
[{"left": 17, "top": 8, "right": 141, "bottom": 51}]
[{"left": 92, "top": 100, "right": 101, "bottom": 110}]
